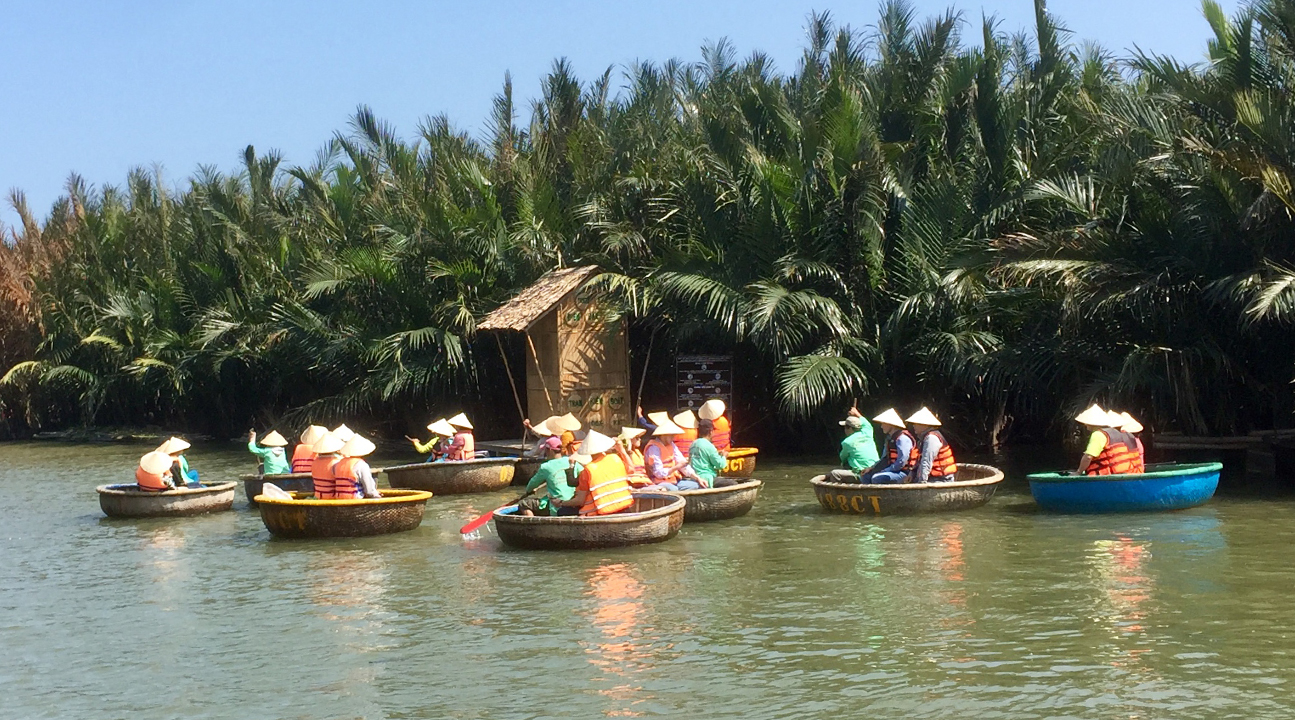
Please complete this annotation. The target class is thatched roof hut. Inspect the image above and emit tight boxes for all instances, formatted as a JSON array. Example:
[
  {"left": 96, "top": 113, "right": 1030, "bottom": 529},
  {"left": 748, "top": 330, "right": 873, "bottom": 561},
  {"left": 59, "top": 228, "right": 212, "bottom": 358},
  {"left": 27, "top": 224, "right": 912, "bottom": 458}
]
[{"left": 478, "top": 266, "right": 600, "bottom": 331}]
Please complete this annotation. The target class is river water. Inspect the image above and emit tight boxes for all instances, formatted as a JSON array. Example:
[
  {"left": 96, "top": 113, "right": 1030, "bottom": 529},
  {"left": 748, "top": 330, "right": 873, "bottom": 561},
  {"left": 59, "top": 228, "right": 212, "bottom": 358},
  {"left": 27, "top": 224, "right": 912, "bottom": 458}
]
[{"left": 1, "top": 441, "right": 1293, "bottom": 719}]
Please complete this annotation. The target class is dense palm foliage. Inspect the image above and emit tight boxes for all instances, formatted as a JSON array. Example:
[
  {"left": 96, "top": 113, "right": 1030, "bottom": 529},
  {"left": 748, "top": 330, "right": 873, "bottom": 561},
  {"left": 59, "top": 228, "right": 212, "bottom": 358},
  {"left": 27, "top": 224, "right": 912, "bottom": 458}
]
[{"left": 4, "top": 0, "right": 1295, "bottom": 450}]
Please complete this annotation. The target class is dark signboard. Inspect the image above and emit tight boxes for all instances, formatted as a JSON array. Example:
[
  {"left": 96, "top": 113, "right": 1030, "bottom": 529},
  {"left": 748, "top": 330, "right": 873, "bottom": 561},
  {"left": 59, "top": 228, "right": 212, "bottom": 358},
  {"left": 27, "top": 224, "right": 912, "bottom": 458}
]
[{"left": 676, "top": 354, "right": 733, "bottom": 413}]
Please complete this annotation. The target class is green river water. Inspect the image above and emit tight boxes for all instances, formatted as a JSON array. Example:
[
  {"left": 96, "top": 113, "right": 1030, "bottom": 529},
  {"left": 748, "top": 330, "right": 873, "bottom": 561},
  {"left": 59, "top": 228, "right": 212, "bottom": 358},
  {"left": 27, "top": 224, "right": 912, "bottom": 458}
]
[{"left": 2, "top": 441, "right": 1293, "bottom": 719}]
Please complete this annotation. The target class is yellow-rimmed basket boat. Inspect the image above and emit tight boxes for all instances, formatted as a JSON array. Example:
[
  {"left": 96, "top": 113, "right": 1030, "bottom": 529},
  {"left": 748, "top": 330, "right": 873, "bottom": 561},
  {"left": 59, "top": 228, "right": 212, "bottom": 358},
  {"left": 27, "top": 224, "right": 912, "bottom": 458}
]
[
  {"left": 719, "top": 447, "right": 759, "bottom": 477},
  {"left": 676, "top": 479, "right": 762, "bottom": 522},
  {"left": 811, "top": 463, "right": 1004, "bottom": 516},
  {"left": 383, "top": 457, "right": 516, "bottom": 495},
  {"left": 254, "top": 489, "right": 432, "bottom": 539},
  {"left": 513, "top": 457, "right": 544, "bottom": 487},
  {"left": 97, "top": 481, "right": 237, "bottom": 519},
  {"left": 239, "top": 472, "right": 313, "bottom": 506},
  {"left": 492, "top": 493, "right": 685, "bottom": 550}
]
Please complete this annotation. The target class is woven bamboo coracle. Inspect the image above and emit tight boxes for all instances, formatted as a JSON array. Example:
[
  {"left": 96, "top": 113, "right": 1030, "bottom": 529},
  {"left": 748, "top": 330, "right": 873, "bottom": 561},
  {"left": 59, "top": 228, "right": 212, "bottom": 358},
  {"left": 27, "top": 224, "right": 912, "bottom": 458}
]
[
  {"left": 255, "top": 489, "right": 432, "bottom": 539},
  {"left": 676, "top": 478, "right": 762, "bottom": 522},
  {"left": 97, "top": 481, "right": 237, "bottom": 519},
  {"left": 719, "top": 447, "right": 759, "bottom": 477},
  {"left": 384, "top": 457, "right": 516, "bottom": 495},
  {"left": 492, "top": 493, "right": 685, "bottom": 550},
  {"left": 811, "top": 463, "right": 1004, "bottom": 516}
]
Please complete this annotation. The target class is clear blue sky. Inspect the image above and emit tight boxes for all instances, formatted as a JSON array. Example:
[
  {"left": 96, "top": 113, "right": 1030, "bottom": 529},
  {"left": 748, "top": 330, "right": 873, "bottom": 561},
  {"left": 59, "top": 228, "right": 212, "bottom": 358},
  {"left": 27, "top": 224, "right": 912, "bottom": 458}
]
[{"left": 0, "top": 0, "right": 1240, "bottom": 228}]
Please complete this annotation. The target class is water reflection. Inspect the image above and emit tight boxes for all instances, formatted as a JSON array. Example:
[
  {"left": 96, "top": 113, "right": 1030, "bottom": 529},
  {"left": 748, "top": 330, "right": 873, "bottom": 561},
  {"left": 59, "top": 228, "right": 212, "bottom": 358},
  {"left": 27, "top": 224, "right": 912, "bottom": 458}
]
[
  {"left": 581, "top": 563, "right": 657, "bottom": 717},
  {"left": 137, "top": 526, "right": 189, "bottom": 610},
  {"left": 307, "top": 551, "right": 388, "bottom": 623}
]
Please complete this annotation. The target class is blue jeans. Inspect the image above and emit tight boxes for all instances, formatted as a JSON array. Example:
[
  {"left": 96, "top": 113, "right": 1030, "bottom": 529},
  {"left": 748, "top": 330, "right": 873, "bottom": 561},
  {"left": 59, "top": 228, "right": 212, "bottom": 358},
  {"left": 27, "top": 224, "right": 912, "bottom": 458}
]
[
  {"left": 674, "top": 479, "right": 703, "bottom": 491},
  {"left": 650, "top": 482, "right": 680, "bottom": 492},
  {"left": 865, "top": 470, "right": 908, "bottom": 484}
]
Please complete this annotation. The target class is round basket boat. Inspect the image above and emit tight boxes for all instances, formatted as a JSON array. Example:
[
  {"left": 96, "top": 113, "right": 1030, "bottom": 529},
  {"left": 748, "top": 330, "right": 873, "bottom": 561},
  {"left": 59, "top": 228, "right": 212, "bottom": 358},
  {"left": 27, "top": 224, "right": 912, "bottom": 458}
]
[
  {"left": 240, "top": 472, "right": 314, "bottom": 506},
  {"left": 811, "top": 463, "right": 1004, "bottom": 516},
  {"left": 513, "top": 457, "right": 544, "bottom": 487},
  {"left": 492, "top": 493, "right": 685, "bottom": 550},
  {"left": 383, "top": 457, "right": 516, "bottom": 495},
  {"left": 720, "top": 447, "right": 759, "bottom": 477},
  {"left": 676, "top": 479, "right": 762, "bottom": 522},
  {"left": 254, "top": 489, "right": 432, "bottom": 539},
  {"left": 97, "top": 481, "right": 237, "bottom": 519},
  {"left": 1027, "top": 462, "right": 1221, "bottom": 514}
]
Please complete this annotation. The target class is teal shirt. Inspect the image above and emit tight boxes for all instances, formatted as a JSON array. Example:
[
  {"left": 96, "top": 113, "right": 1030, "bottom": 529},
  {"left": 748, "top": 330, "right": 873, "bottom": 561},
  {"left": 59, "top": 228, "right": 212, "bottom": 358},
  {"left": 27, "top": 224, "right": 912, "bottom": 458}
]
[
  {"left": 689, "top": 437, "right": 727, "bottom": 485},
  {"left": 526, "top": 457, "right": 582, "bottom": 515},
  {"left": 840, "top": 425, "right": 880, "bottom": 473},
  {"left": 248, "top": 441, "right": 291, "bottom": 475}
]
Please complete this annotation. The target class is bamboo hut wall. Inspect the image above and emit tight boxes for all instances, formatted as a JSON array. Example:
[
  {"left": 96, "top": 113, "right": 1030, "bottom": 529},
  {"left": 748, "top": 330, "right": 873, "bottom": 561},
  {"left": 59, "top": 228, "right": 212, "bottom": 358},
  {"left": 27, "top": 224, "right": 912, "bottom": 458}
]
[{"left": 522, "top": 290, "right": 629, "bottom": 433}]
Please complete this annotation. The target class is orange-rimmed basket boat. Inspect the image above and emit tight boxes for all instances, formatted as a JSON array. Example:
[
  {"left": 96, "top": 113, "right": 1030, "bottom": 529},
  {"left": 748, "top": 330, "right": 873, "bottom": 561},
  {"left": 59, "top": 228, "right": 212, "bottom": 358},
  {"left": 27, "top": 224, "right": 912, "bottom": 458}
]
[
  {"left": 255, "top": 489, "right": 432, "bottom": 539},
  {"left": 383, "top": 457, "right": 516, "bottom": 495},
  {"left": 675, "top": 479, "right": 762, "bottom": 522},
  {"left": 491, "top": 493, "right": 685, "bottom": 550},
  {"left": 719, "top": 447, "right": 758, "bottom": 477}
]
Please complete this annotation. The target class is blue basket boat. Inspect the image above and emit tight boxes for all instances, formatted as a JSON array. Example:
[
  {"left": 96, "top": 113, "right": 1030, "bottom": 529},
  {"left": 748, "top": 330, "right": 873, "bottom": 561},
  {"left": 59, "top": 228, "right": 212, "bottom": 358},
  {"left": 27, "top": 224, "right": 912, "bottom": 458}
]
[{"left": 1027, "top": 462, "right": 1222, "bottom": 513}]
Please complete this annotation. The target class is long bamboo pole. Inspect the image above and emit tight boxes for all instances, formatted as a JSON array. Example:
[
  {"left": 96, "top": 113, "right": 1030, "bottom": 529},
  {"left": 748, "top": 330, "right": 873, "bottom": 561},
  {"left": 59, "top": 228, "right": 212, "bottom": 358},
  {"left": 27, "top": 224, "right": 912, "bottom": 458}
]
[{"left": 525, "top": 332, "right": 556, "bottom": 416}]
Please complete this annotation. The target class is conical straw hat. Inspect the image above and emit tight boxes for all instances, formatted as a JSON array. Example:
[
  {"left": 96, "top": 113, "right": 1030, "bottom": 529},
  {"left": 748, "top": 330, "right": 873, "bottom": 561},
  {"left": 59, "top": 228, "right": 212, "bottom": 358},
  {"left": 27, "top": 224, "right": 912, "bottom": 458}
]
[
  {"left": 653, "top": 419, "right": 685, "bottom": 436},
  {"left": 156, "top": 437, "right": 191, "bottom": 454},
  {"left": 447, "top": 412, "right": 473, "bottom": 430},
  {"left": 1074, "top": 404, "right": 1108, "bottom": 426},
  {"left": 139, "top": 451, "right": 172, "bottom": 475},
  {"left": 300, "top": 425, "right": 328, "bottom": 446},
  {"left": 905, "top": 407, "right": 941, "bottom": 426},
  {"left": 672, "top": 410, "right": 697, "bottom": 429},
  {"left": 698, "top": 399, "right": 727, "bottom": 421},
  {"left": 647, "top": 411, "right": 671, "bottom": 426},
  {"left": 1118, "top": 411, "right": 1144, "bottom": 434},
  {"left": 531, "top": 416, "right": 561, "bottom": 437},
  {"left": 331, "top": 424, "right": 355, "bottom": 441},
  {"left": 553, "top": 413, "right": 582, "bottom": 432},
  {"left": 427, "top": 419, "right": 456, "bottom": 436},
  {"left": 618, "top": 427, "right": 646, "bottom": 440},
  {"left": 1105, "top": 410, "right": 1127, "bottom": 429},
  {"left": 260, "top": 430, "right": 288, "bottom": 447},
  {"left": 872, "top": 408, "right": 905, "bottom": 427},
  {"left": 312, "top": 433, "right": 345, "bottom": 454},
  {"left": 578, "top": 430, "right": 617, "bottom": 456},
  {"left": 340, "top": 435, "right": 376, "bottom": 457}
]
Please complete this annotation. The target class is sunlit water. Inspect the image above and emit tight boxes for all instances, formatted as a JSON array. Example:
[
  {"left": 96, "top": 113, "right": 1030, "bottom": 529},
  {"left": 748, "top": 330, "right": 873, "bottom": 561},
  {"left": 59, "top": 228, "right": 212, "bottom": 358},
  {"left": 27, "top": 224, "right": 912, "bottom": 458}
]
[{"left": 2, "top": 441, "right": 1293, "bottom": 719}]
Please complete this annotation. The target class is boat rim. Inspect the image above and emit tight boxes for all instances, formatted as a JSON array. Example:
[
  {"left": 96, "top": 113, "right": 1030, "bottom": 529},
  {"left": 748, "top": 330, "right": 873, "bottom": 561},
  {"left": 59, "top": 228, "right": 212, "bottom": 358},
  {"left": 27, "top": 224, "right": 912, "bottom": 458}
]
[
  {"left": 810, "top": 463, "right": 1004, "bottom": 490},
  {"left": 493, "top": 492, "right": 685, "bottom": 524},
  {"left": 253, "top": 489, "right": 432, "bottom": 506},
  {"left": 96, "top": 481, "right": 237, "bottom": 496},
  {"left": 1027, "top": 461, "right": 1223, "bottom": 483},
  {"left": 383, "top": 457, "right": 518, "bottom": 472},
  {"left": 726, "top": 447, "right": 758, "bottom": 458},
  {"left": 675, "top": 478, "right": 762, "bottom": 496}
]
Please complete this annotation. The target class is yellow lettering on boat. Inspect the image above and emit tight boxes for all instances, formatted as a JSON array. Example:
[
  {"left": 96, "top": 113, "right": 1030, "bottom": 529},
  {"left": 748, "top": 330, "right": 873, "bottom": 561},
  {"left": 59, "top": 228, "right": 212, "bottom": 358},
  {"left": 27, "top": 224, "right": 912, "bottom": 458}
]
[
  {"left": 870, "top": 496, "right": 881, "bottom": 514},
  {"left": 850, "top": 495, "right": 864, "bottom": 513},
  {"left": 837, "top": 494, "right": 848, "bottom": 512}
]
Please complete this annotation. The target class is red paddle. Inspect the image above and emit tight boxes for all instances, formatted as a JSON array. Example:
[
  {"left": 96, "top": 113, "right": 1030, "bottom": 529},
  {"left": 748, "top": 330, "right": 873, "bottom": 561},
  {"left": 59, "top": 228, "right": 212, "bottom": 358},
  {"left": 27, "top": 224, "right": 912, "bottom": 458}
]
[{"left": 460, "top": 487, "right": 543, "bottom": 534}]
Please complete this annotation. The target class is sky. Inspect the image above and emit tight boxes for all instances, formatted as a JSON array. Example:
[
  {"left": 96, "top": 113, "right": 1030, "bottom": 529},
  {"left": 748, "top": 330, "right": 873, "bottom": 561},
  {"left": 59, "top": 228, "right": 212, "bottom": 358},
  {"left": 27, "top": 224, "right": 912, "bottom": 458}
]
[{"left": 0, "top": 0, "right": 1242, "bottom": 228}]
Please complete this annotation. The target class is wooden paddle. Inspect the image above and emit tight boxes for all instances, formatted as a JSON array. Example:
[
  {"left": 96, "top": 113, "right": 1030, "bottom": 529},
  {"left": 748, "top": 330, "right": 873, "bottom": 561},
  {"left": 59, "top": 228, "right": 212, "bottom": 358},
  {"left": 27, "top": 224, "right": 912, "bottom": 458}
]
[{"left": 459, "top": 486, "right": 545, "bottom": 535}]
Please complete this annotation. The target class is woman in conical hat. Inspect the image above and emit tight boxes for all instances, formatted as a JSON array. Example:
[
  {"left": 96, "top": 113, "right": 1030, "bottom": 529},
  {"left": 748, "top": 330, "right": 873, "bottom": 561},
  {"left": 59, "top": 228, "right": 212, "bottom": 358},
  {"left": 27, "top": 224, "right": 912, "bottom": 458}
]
[
  {"left": 445, "top": 413, "right": 475, "bottom": 461},
  {"left": 550, "top": 413, "right": 581, "bottom": 456},
  {"left": 331, "top": 424, "right": 356, "bottom": 442},
  {"left": 310, "top": 432, "right": 345, "bottom": 498},
  {"left": 858, "top": 408, "right": 917, "bottom": 484},
  {"left": 1117, "top": 412, "right": 1147, "bottom": 473},
  {"left": 615, "top": 427, "right": 648, "bottom": 484},
  {"left": 248, "top": 429, "right": 291, "bottom": 475},
  {"left": 697, "top": 399, "right": 732, "bottom": 452},
  {"left": 641, "top": 417, "right": 698, "bottom": 490},
  {"left": 522, "top": 416, "right": 561, "bottom": 458},
  {"left": 407, "top": 419, "right": 455, "bottom": 461},
  {"left": 157, "top": 437, "right": 198, "bottom": 486},
  {"left": 135, "top": 450, "right": 176, "bottom": 492},
  {"left": 560, "top": 430, "right": 635, "bottom": 516},
  {"left": 292, "top": 425, "right": 328, "bottom": 473},
  {"left": 905, "top": 408, "right": 957, "bottom": 483},
  {"left": 670, "top": 410, "right": 699, "bottom": 459},
  {"left": 333, "top": 435, "right": 381, "bottom": 499},
  {"left": 1073, "top": 405, "right": 1139, "bottom": 476}
]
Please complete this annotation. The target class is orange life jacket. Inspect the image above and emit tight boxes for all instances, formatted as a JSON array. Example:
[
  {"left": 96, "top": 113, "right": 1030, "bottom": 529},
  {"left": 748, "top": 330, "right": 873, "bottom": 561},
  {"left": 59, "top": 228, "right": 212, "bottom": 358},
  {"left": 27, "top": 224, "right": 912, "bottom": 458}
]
[
  {"left": 325, "top": 457, "right": 361, "bottom": 499},
  {"left": 886, "top": 429, "right": 919, "bottom": 471},
  {"left": 448, "top": 431, "right": 475, "bottom": 461},
  {"left": 312, "top": 455, "right": 339, "bottom": 498},
  {"left": 579, "top": 454, "right": 634, "bottom": 515},
  {"left": 711, "top": 416, "right": 732, "bottom": 452},
  {"left": 673, "top": 428, "right": 698, "bottom": 459},
  {"left": 1131, "top": 436, "right": 1146, "bottom": 473},
  {"left": 645, "top": 439, "right": 683, "bottom": 481},
  {"left": 923, "top": 430, "right": 958, "bottom": 478},
  {"left": 135, "top": 465, "right": 171, "bottom": 492},
  {"left": 1087, "top": 428, "right": 1141, "bottom": 476},
  {"left": 290, "top": 444, "right": 315, "bottom": 473}
]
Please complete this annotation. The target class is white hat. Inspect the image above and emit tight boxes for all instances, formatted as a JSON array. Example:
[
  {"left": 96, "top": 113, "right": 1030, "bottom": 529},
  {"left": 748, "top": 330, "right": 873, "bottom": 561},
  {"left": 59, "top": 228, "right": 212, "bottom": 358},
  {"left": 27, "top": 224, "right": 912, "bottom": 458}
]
[
  {"left": 427, "top": 419, "right": 456, "bottom": 436},
  {"left": 872, "top": 408, "right": 905, "bottom": 427},
  {"left": 1118, "top": 411, "right": 1144, "bottom": 434},
  {"left": 653, "top": 419, "right": 685, "bottom": 436},
  {"left": 839, "top": 416, "right": 864, "bottom": 429},
  {"left": 331, "top": 424, "right": 355, "bottom": 441},
  {"left": 1074, "top": 404, "right": 1108, "bottom": 426},
  {"left": 139, "top": 451, "right": 172, "bottom": 475},
  {"left": 531, "top": 416, "right": 561, "bottom": 437},
  {"left": 578, "top": 430, "right": 617, "bottom": 457},
  {"left": 698, "top": 399, "right": 727, "bottom": 421},
  {"left": 313, "top": 432, "right": 345, "bottom": 454},
  {"left": 260, "top": 430, "right": 289, "bottom": 447},
  {"left": 156, "top": 437, "right": 190, "bottom": 454},
  {"left": 672, "top": 410, "right": 697, "bottom": 429},
  {"left": 300, "top": 425, "right": 328, "bottom": 446},
  {"left": 447, "top": 412, "right": 473, "bottom": 430},
  {"left": 340, "top": 435, "right": 376, "bottom": 457},
  {"left": 552, "top": 413, "right": 582, "bottom": 432},
  {"left": 1105, "top": 410, "right": 1127, "bottom": 429},
  {"left": 647, "top": 411, "right": 671, "bottom": 426},
  {"left": 905, "top": 407, "right": 942, "bottom": 427},
  {"left": 618, "top": 427, "right": 646, "bottom": 441}
]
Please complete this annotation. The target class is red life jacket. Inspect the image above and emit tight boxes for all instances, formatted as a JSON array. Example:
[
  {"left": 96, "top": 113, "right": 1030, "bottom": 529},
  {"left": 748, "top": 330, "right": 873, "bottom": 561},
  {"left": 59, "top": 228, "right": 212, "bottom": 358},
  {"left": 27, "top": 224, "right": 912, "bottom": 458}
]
[
  {"left": 135, "top": 465, "right": 171, "bottom": 492},
  {"left": 923, "top": 430, "right": 958, "bottom": 478},
  {"left": 578, "top": 454, "right": 634, "bottom": 515},
  {"left": 448, "top": 432, "right": 475, "bottom": 461},
  {"left": 1087, "top": 429, "right": 1141, "bottom": 476},
  {"left": 886, "top": 429, "right": 919, "bottom": 471},
  {"left": 311, "top": 455, "right": 339, "bottom": 498},
  {"left": 673, "top": 428, "right": 697, "bottom": 459},
  {"left": 711, "top": 416, "right": 732, "bottom": 453},
  {"left": 326, "top": 457, "right": 362, "bottom": 499},
  {"left": 290, "top": 444, "right": 315, "bottom": 473}
]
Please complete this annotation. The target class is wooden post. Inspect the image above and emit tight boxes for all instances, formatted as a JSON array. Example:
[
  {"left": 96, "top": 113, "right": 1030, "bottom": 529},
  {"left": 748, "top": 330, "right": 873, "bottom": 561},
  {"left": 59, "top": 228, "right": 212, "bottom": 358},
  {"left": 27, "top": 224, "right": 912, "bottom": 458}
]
[{"left": 526, "top": 332, "right": 555, "bottom": 416}]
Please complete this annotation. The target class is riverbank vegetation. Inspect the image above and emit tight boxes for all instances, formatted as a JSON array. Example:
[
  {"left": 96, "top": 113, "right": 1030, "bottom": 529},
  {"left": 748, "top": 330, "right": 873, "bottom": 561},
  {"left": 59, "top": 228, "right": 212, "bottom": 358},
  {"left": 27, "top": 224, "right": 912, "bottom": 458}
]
[{"left": 5, "top": 0, "right": 1295, "bottom": 450}]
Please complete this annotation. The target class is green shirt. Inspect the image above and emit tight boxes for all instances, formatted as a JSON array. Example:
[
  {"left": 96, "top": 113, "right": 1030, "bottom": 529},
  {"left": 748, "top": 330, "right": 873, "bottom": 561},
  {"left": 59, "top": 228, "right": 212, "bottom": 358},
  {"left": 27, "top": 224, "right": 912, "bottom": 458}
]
[
  {"left": 248, "top": 441, "right": 291, "bottom": 475},
  {"left": 525, "top": 457, "right": 582, "bottom": 515},
  {"left": 840, "top": 425, "right": 880, "bottom": 473},
  {"left": 689, "top": 437, "right": 727, "bottom": 485}
]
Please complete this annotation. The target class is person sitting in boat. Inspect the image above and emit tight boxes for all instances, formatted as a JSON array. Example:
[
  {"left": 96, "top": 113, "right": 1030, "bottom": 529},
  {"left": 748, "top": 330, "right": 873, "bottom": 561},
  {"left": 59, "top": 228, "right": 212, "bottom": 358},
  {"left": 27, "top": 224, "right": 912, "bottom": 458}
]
[
  {"left": 1073, "top": 404, "right": 1140, "bottom": 476},
  {"left": 859, "top": 408, "right": 916, "bottom": 484},
  {"left": 329, "top": 435, "right": 381, "bottom": 499},
  {"left": 560, "top": 430, "right": 635, "bottom": 516},
  {"left": 522, "top": 416, "right": 561, "bottom": 458},
  {"left": 828, "top": 409, "right": 879, "bottom": 483},
  {"left": 310, "top": 432, "right": 345, "bottom": 498},
  {"left": 698, "top": 399, "right": 732, "bottom": 453},
  {"left": 1117, "top": 411, "right": 1147, "bottom": 473},
  {"left": 690, "top": 419, "right": 740, "bottom": 489},
  {"left": 907, "top": 408, "right": 957, "bottom": 483},
  {"left": 672, "top": 410, "right": 699, "bottom": 459},
  {"left": 157, "top": 437, "right": 199, "bottom": 486},
  {"left": 292, "top": 425, "right": 327, "bottom": 473},
  {"left": 548, "top": 413, "right": 581, "bottom": 456},
  {"left": 248, "top": 429, "right": 291, "bottom": 475},
  {"left": 407, "top": 418, "right": 455, "bottom": 461},
  {"left": 445, "top": 413, "right": 476, "bottom": 460},
  {"left": 135, "top": 450, "right": 176, "bottom": 492},
  {"left": 614, "top": 427, "right": 649, "bottom": 486},
  {"left": 642, "top": 415, "right": 700, "bottom": 491},
  {"left": 518, "top": 437, "right": 583, "bottom": 516}
]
